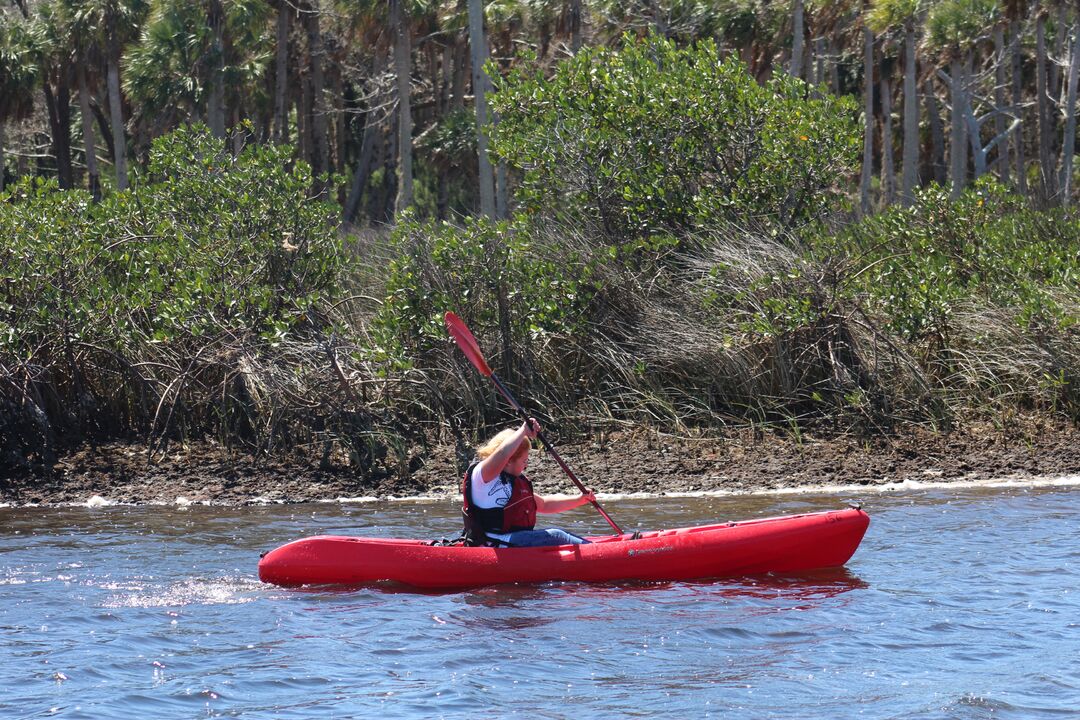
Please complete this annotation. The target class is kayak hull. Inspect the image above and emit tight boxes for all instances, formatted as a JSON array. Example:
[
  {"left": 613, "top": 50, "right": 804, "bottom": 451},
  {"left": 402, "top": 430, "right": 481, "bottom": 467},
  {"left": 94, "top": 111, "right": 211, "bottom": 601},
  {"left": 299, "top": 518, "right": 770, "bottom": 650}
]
[{"left": 258, "top": 507, "right": 869, "bottom": 589}]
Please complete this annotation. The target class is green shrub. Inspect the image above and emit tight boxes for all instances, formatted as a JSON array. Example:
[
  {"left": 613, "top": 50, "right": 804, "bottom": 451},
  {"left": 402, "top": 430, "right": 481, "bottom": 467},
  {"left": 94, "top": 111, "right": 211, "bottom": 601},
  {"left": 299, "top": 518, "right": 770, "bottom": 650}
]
[
  {"left": 0, "top": 126, "right": 351, "bottom": 468},
  {"left": 372, "top": 215, "right": 597, "bottom": 369},
  {"left": 822, "top": 180, "right": 1080, "bottom": 343},
  {"left": 489, "top": 32, "right": 860, "bottom": 239}
]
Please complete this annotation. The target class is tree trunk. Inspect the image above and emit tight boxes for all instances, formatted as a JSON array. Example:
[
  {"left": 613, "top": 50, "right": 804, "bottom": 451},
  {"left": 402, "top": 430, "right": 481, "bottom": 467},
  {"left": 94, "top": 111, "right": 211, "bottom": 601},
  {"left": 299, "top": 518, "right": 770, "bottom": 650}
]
[
  {"left": 207, "top": 0, "right": 227, "bottom": 138},
  {"left": 305, "top": 4, "right": 330, "bottom": 195},
  {"left": 1061, "top": 26, "right": 1080, "bottom": 205},
  {"left": 570, "top": 0, "right": 583, "bottom": 52},
  {"left": 76, "top": 61, "right": 101, "bottom": 202},
  {"left": 829, "top": 41, "right": 840, "bottom": 95},
  {"left": 44, "top": 76, "right": 74, "bottom": 190},
  {"left": 949, "top": 59, "right": 967, "bottom": 198},
  {"left": 391, "top": 0, "right": 414, "bottom": 213},
  {"left": 381, "top": 109, "right": 398, "bottom": 222},
  {"left": 106, "top": 54, "right": 128, "bottom": 190},
  {"left": 961, "top": 57, "right": 989, "bottom": 178},
  {"left": 366, "top": 119, "right": 387, "bottom": 221},
  {"left": 901, "top": 23, "right": 918, "bottom": 204},
  {"left": 439, "top": 41, "right": 452, "bottom": 114},
  {"left": 89, "top": 98, "right": 114, "bottom": 166},
  {"left": 860, "top": 26, "right": 874, "bottom": 216},
  {"left": 437, "top": 40, "right": 457, "bottom": 219},
  {"left": 297, "top": 71, "right": 311, "bottom": 165},
  {"left": 1012, "top": 19, "right": 1027, "bottom": 193},
  {"left": 0, "top": 120, "right": 6, "bottom": 192},
  {"left": 333, "top": 69, "right": 347, "bottom": 201},
  {"left": 342, "top": 113, "right": 377, "bottom": 224},
  {"left": 790, "top": 0, "right": 804, "bottom": 80},
  {"left": 452, "top": 33, "right": 468, "bottom": 110},
  {"left": 881, "top": 69, "right": 895, "bottom": 206},
  {"left": 1050, "top": 4, "right": 1067, "bottom": 113},
  {"left": 273, "top": 4, "right": 290, "bottom": 145},
  {"left": 926, "top": 78, "right": 947, "bottom": 185},
  {"left": 1036, "top": 5, "right": 1056, "bottom": 199},
  {"left": 496, "top": 160, "right": 508, "bottom": 218},
  {"left": 994, "top": 25, "right": 1009, "bottom": 183},
  {"left": 468, "top": 0, "right": 497, "bottom": 219},
  {"left": 814, "top": 37, "right": 825, "bottom": 87}
]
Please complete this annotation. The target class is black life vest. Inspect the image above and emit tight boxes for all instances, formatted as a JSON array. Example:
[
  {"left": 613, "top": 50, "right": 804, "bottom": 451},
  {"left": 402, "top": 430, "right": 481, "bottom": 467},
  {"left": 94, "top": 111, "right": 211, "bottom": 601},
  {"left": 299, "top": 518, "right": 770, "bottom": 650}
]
[{"left": 462, "top": 461, "right": 537, "bottom": 545}]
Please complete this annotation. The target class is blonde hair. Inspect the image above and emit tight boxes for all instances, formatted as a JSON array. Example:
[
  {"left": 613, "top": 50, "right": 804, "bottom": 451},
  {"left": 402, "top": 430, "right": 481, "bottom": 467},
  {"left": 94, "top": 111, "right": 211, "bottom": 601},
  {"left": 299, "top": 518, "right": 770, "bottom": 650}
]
[{"left": 476, "top": 428, "right": 528, "bottom": 460}]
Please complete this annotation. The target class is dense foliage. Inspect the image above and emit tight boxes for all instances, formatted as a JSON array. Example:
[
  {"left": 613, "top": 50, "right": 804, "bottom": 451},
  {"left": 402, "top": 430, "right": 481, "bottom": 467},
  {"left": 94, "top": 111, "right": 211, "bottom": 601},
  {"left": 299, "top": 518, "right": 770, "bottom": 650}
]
[
  {"left": 490, "top": 34, "right": 860, "bottom": 237},
  {"left": 1, "top": 126, "right": 342, "bottom": 355},
  {"left": 2, "top": 20, "right": 1079, "bottom": 480},
  {"left": 0, "top": 127, "right": 394, "bottom": 474},
  {"left": 823, "top": 181, "right": 1080, "bottom": 343}
]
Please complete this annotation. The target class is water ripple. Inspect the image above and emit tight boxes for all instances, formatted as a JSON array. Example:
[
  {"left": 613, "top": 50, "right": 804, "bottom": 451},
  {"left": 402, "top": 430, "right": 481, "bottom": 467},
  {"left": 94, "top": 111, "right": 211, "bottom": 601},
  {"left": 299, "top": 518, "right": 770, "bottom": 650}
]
[{"left": 1, "top": 486, "right": 1078, "bottom": 718}]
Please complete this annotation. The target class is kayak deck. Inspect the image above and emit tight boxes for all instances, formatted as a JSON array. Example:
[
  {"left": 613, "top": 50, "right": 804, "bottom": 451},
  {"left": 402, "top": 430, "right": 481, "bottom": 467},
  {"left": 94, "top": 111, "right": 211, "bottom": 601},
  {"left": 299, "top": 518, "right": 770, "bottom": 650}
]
[{"left": 258, "top": 507, "right": 870, "bottom": 589}]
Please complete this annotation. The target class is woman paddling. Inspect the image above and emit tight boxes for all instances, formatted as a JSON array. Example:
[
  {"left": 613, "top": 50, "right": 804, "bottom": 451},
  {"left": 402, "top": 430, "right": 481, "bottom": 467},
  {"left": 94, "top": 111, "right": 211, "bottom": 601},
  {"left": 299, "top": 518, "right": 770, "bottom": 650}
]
[{"left": 462, "top": 418, "right": 595, "bottom": 547}]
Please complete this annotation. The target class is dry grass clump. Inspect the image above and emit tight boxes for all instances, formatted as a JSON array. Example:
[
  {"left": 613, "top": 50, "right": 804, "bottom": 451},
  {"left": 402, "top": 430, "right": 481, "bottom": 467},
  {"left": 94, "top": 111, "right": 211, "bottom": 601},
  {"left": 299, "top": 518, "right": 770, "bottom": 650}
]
[{"left": 937, "top": 296, "right": 1080, "bottom": 420}]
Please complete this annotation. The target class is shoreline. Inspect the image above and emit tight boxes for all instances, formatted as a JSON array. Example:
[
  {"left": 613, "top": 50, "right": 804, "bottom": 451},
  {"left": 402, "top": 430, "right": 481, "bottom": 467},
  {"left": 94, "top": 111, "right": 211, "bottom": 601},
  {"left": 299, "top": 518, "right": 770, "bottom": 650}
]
[
  {"left": 4, "top": 472, "right": 1079, "bottom": 510},
  {"left": 2, "top": 415, "right": 1079, "bottom": 508}
]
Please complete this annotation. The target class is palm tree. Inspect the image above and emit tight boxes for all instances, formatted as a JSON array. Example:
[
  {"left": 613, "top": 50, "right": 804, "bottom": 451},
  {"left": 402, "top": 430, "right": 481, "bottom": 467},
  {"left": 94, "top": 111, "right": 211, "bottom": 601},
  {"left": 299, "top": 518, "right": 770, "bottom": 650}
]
[
  {"left": 867, "top": 0, "right": 921, "bottom": 205},
  {"left": 31, "top": 1, "right": 76, "bottom": 190},
  {"left": 39, "top": 4, "right": 97, "bottom": 199},
  {"left": 57, "top": 0, "right": 147, "bottom": 190},
  {"left": 391, "top": 0, "right": 414, "bottom": 211},
  {"left": 301, "top": 0, "right": 330, "bottom": 193},
  {"left": 468, "top": 0, "right": 496, "bottom": 218},
  {"left": 1060, "top": 21, "right": 1080, "bottom": 205},
  {"left": 207, "top": 0, "right": 226, "bottom": 137},
  {"left": 1005, "top": 0, "right": 1027, "bottom": 192},
  {"left": 860, "top": 5, "right": 874, "bottom": 214},
  {"left": 925, "top": 0, "right": 1004, "bottom": 197},
  {"left": 123, "top": 0, "right": 271, "bottom": 149},
  {"left": 1034, "top": 0, "right": 1053, "bottom": 198},
  {"left": 270, "top": 0, "right": 291, "bottom": 144},
  {"left": 0, "top": 11, "right": 41, "bottom": 192},
  {"left": 791, "top": 0, "right": 806, "bottom": 78}
]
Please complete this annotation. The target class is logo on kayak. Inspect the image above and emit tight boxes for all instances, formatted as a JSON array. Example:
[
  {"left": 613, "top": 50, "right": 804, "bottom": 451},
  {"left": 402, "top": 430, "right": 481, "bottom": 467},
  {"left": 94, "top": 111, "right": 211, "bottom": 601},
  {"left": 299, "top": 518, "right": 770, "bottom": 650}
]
[{"left": 628, "top": 546, "right": 673, "bottom": 557}]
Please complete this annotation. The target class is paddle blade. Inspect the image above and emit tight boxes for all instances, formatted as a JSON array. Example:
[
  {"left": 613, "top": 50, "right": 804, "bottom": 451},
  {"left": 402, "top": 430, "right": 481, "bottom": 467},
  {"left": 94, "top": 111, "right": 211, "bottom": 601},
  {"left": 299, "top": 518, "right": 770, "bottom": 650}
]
[{"left": 445, "top": 311, "right": 493, "bottom": 377}]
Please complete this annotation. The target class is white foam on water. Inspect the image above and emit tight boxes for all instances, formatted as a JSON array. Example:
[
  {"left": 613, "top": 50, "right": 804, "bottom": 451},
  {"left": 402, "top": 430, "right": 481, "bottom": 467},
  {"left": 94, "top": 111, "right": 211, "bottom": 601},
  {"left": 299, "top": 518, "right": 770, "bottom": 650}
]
[
  {"left": 245, "top": 496, "right": 286, "bottom": 505},
  {"left": 342, "top": 473, "right": 1080, "bottom": 503},
  {"left": 16, "top": 473, "right": 1080, "bottom": 510},
  {"left": 758, "top": 473, "right": 1080, "bottom": 497},
  {"left": 101, "top": 577, "right": 263, "bottom": 609}
]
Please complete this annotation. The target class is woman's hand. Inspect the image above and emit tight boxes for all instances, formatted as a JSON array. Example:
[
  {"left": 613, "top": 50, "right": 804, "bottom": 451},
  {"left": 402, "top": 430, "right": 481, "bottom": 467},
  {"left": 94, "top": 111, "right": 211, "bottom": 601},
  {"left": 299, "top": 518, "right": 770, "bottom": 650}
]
[{"left": 521, "top": 417, "right": 540, "bottom": 439}]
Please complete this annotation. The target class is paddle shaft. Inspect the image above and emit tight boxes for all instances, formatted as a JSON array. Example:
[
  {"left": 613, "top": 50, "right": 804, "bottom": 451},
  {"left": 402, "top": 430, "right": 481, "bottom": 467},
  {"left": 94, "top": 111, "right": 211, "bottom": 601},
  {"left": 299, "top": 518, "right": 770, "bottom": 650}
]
[{"left": 488, "top": 373, "right": 623, "bottom": 535}]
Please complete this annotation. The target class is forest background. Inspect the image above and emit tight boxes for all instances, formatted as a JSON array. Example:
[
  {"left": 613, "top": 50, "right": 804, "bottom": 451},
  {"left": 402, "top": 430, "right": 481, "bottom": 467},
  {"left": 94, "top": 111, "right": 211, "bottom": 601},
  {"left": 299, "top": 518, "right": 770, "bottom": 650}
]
[{"left": 1, "top": 0, "right": 1079, "bottom": 490}]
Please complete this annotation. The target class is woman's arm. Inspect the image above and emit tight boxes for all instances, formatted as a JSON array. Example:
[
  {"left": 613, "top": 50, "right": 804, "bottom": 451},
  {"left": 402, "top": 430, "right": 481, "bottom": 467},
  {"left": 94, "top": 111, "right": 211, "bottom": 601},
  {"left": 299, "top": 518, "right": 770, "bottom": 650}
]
[
  {"left": 475, "top": 418, "right": 538, "bottom": 483},
  {"left": 535, "top": 491, "right": 595, "bottom": 514}
]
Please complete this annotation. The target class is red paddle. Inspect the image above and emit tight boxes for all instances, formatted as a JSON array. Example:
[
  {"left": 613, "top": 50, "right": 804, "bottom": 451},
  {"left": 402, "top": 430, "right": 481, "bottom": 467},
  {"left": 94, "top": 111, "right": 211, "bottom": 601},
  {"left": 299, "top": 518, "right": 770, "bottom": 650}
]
[{"left": 445, "top": 311, "right": 623, "bottom": 535}]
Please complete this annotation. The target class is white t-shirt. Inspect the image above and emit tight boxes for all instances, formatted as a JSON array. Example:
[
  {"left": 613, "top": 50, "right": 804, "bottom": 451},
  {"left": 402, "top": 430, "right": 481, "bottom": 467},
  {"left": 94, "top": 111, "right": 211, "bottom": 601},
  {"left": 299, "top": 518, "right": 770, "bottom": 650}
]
[
  {"left": 469, "top": 465, "right": 515, "bottom": 542},
  {"left": 469, "top": 464, "right": 513, "bottom": 509}
]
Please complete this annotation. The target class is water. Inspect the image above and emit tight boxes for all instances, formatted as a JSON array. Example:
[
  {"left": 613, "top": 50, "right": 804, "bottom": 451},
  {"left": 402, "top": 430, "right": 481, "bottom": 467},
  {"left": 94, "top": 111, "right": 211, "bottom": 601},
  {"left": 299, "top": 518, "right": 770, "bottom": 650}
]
[{"left": 2, "top": 485, "right": 1078, "bottom": 719}]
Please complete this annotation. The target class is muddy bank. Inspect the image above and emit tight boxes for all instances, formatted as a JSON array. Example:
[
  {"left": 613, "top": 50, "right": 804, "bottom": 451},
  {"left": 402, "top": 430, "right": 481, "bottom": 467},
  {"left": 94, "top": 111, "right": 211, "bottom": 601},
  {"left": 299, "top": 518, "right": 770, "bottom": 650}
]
[{"left": 3, "top": 415, "right": 1078, "bottom": 506}]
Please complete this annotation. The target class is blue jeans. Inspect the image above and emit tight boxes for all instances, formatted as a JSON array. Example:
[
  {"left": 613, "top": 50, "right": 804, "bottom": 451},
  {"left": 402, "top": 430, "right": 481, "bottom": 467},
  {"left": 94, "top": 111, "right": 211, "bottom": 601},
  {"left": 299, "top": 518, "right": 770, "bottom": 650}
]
[{"left": 504, "top": 528, "right": 590, "bottom": 547}]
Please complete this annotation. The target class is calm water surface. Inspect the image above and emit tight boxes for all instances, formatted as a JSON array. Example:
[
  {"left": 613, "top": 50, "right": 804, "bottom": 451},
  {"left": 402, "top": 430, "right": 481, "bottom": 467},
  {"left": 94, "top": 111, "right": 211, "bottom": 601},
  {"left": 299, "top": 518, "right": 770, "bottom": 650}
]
[{"left": 2, "top": 485, "right": 1078, "bottom": 719}]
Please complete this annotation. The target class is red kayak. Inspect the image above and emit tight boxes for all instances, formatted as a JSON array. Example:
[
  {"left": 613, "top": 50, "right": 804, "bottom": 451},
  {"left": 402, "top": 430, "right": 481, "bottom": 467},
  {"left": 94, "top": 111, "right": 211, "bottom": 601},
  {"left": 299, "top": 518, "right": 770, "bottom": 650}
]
[{"left": 258, "top": 507, "right": 869, "bottom": 589}]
